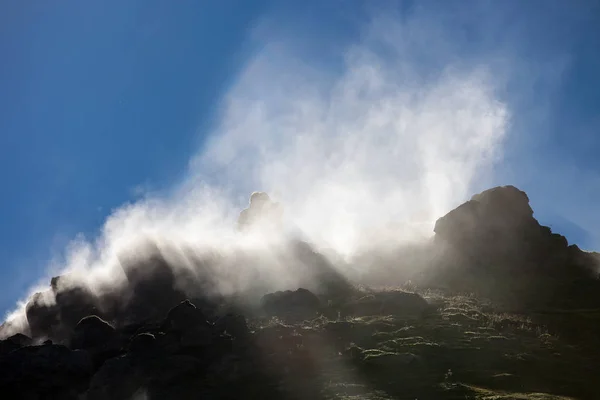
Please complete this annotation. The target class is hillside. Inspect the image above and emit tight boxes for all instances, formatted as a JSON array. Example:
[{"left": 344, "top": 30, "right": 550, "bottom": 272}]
[{"left": 1, "top": 186, "right": 599, "bottom": 399}]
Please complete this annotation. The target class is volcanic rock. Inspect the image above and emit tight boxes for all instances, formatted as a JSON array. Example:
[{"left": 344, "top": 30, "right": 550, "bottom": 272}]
[
  {"left": 0, "top": 343, "right": 92, "bottom": 398},
  {"left": 117, "top": 242, "right": 187, "bottom": 325},
  {"left": 214, "top": 313, "right": 250, "bottom": 339},
  {"left": 433, "top": 185, "right": 600, "bottom": 308},
  {"left": 71, "top": 315, "right": 117, "bottom": 350},
  {"left": 86, "top": 355, "right": 144, "bottom": 400},
  {"left": 25, "top": 291, "right": 60, "bottom": 340},
  {"left": 162, "top": 300, "right": 211, "bottom": 333},
  {"left": 0, "top": 333, "right": 32, "bottom": 356},
  {"left": 261, "top": 288, "right": 322, "bottom": 320},
  {"left": 342, "top": 291, "right": 430, "bottom": 317}
]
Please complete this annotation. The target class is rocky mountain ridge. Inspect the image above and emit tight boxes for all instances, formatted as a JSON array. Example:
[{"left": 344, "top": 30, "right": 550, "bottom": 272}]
[{"left": 0, "top": 185, "right": 599, "bottom": 399}]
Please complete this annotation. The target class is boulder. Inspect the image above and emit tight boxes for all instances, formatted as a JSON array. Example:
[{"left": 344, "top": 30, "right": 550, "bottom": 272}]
[
  {"left": 0, "top": 343, "right": 92, "bottom": 398},
  {"left": 117, "top": 242, "right": 187, "bottom": 325},
  {"left": 71, "top": 315, "right": 117, "bottom": 350},
  {"left": 162, "top": 300, "right": 211, "bottom": 333},
  {"left": 54, "top": 285, "right": 101, "bottom": 331},
  {"left": 261, "top": 288, "right": 321, "bottom": 320},
  {"left": 70, "top": 315, "right": 122, "bottom": 371},
  {"left": 25, "top": 291, "right": 60, "bottom": 340},
  {"left": 24, "top": 275, "right": 105, "bottom": 342},
  {"left": 128, "top": 332, "right": 160, "bottom": 359},
  {"left": 86, "top": 355, "right": 145, "bottom": 400}
]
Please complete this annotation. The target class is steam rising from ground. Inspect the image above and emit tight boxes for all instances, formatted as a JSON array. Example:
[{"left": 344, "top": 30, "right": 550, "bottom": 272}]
[{"left": 2, "top": 15, "right": 509, "bottom": 333}]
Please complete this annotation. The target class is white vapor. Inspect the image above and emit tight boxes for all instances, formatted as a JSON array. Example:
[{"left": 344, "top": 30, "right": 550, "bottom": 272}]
[
  {"left": 193, "top": 28, "right": 508, "bottom": 254},
  {"left": 2, "top": 12, "right": 510, "bottom": 335}
]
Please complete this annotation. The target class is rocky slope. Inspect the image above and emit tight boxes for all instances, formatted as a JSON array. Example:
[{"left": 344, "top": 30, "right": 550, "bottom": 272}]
[
  {"left": 0, "top": 186, "right": 599, "bottom": 399},
  {"left": 432, "top": 185, "right": 600, "bottom": 310}
]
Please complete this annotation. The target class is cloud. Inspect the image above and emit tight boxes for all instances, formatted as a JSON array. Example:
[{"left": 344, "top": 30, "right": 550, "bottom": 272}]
[
  {"left": 192, "top": 14, "right": 509, "bottom": 254},
  {"left": 1, "top": 8, "right": 511, "bottom": 334}
]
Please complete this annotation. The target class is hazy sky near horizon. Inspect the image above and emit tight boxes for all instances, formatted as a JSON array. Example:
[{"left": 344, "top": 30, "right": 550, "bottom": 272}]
[{"left": 1, "top": 0, "right": 599, "bottom": 315}]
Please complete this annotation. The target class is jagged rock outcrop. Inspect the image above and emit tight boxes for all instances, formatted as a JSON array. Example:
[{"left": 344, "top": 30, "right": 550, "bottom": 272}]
[
  {"left": 434, "top": 186, "right": 571, "bottom": 270},
  {"left": 237, "top": 191, "right": 283, "bottom": 232},
  {"left": 433, "top": 185, "right": 600, "bottom": 308}
]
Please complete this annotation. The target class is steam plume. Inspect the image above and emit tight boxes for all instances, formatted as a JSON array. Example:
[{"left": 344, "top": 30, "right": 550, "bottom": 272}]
[{"left": 1, "top": 12, "right": 510, "bottom": 337}]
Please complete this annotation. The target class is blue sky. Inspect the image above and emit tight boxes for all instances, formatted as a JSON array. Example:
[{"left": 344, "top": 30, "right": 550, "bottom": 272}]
[{"left": 1, "top": 0, "right": 599, "bottom": 315}]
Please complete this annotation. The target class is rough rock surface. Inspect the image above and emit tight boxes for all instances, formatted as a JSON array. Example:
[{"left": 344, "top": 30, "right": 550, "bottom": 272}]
[
  {"left": 0, "top": 343, "right": 93, "bottom": 399},
  {"left": 342, "top": 290, "right": 430, "bottom": 318},
  {"left": 71, "top": 315, "right": 117, "bottom": 350},
  {"left": 0, "top": 299, "right": 276, "bottom": 399},
  {"left": 433, "top": 185, "right": 600, "bottom": 308},
  {"left": 1, "top": 186, "right": 600, "bottom": 399},
  {"left": 261, "top": 288, "right": 322, "bottom": 320},
  {"left": 0, "top": 333, "right": 32, "bottom": 356}
]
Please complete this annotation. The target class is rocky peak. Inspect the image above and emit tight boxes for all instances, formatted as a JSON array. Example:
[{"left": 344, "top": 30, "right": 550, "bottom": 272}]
[
  {"left": 434, "top": 185, "right": 536, "bottom": 241},
  {"left": 432, "top": 185, "right": 600, "bottom": 308}
]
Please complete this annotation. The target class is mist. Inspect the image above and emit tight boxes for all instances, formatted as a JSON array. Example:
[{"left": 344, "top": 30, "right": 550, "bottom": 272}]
[{"left": 1, "top": 10, "right": 511, "bottom": 338}]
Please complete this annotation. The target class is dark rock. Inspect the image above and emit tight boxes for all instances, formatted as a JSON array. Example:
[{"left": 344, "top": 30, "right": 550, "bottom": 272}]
[
  {"left": 432, "top": 185, "right": 600, "bottom": 309},
  {"left": 86, "top": 355, "right": 145, "bottom": 400},
  {"left": 261, "top": 288, "right": 322, "bottom": 320},
  {"left": 435, "top": 185, "right": 534, "bottom": 238},
  {"left": 71, "top": 315, "right": 117, "bottom": 350},
  {"left": 70, "top": 315, "right": 122, "bottom": 371},
  {"left": 117, "top": 241, "right": 188, "bottom": 325},
  {"left": 147, "top": 355, "right": 203, "bottom": 384},
  {"left": 143, "top": 356, "right": 208, "bottom": 399},
  {"left": 433, "top": 185, "right": 540, "bottom": 265},
  {"left": 24, "top": 275, "right": 105, "bottom": 342},
  {"left": 206, "top": 353, "right": 252, "bottom": 382},
  {"left": 362, "top": 352, "right": 421, "bottom": 368},
  {"left": 153, "top": 332, "right": 181, "bottom": 355},
  {"left": 179, "top": 325, "right": 213, "bottom": 349},
  {"left": 0, "top": 344, "right": 92, "bottom": 398},
  {"left": 129, "top": 332, "right": 156, "bottom": 355},
  {"left": 0, "top": 317, "right": 31, "bottom": 342},
  {"left": 25, "top": 291, "right": 60, "bottom": 339},
  {"left": 433, "top": 185, "right": 574, "bottom": 272},
  {"left": 214, "top": 313, "right": 250, "bottom": 339},
  {"left": 162, "top": 300, "right": 212, "bottom": 332},
  {"left": 54, "top": 285, "right": 101, "bottom": 332},
  {"left": 0, "top": 333, "right": 32, "bottom": 356},
  {"left": 342, "top": 291, "right": 429, "bottom": 317}
]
